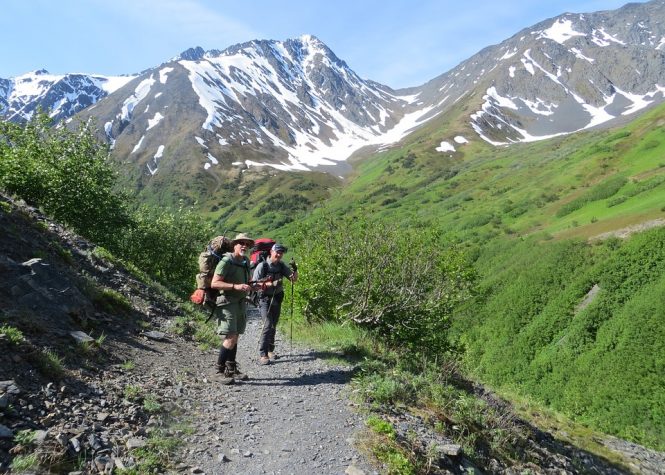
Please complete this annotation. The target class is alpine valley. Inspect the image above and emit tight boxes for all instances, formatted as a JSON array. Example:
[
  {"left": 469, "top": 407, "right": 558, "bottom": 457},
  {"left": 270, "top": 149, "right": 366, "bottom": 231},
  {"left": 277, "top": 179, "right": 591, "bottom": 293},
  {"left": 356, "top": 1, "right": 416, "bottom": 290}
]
[{"left": 2, "top": 1, "right": 665, "bottom": 469}]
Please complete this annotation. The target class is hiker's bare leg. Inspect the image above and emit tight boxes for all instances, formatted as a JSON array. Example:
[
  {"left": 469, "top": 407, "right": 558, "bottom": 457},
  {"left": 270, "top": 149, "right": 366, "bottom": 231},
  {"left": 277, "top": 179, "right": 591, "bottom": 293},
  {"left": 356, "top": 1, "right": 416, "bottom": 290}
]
[{"left": 223, "top": 333, "right": 239, "bottom": 349}]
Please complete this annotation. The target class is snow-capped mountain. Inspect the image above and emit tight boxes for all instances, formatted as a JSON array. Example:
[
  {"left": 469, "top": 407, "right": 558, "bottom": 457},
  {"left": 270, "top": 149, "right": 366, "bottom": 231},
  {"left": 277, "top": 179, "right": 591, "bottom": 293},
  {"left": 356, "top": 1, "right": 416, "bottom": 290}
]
[
  {"left": 80, "top": 35, "right": 427, "bottom": 178},
  {"left": 0, "top": 70, "right": 135, "bottom": 123},
  {"left": 416, "top": 0, "right": 665, "bottom": 146},
  {"left": 4, "top": 1, "right": 665, "bottom": 181}
]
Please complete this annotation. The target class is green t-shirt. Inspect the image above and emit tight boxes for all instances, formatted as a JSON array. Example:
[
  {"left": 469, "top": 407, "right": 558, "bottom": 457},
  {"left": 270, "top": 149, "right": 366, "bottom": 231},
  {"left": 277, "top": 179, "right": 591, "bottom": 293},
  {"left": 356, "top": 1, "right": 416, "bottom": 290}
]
[{"left": 214, "top": 253, "right": 250, "bottom": 302}]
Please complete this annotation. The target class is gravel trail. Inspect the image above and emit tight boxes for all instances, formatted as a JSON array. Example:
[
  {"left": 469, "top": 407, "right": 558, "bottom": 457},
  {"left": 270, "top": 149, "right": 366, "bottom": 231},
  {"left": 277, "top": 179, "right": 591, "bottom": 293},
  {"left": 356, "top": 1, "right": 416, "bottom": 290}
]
[{"left": 175, "top": 307, "right": 376, "bottom": 475}]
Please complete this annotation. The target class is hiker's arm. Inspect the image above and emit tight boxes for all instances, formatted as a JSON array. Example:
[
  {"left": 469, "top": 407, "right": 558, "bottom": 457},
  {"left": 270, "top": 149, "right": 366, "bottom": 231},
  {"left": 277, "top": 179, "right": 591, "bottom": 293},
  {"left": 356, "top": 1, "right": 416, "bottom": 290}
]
[{"left": 211, "top": 274, "right": 249, "bottom": 291}]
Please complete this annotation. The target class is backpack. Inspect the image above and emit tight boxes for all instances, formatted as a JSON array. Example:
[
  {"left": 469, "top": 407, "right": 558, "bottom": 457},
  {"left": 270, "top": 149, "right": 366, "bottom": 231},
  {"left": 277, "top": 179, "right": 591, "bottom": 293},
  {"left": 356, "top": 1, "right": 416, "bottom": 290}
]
[
  {"left": 250, "top": 238, "right": 276, "bottom": 271},
  {"left": 190, "top": 235, "right": 233, "bottom": 309}
]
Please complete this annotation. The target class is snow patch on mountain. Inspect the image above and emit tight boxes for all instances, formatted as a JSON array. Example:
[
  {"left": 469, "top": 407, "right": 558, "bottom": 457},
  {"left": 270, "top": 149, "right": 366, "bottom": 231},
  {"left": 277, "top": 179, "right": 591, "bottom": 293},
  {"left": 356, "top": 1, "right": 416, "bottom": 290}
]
[
  {"left": 207, "top": 153, "right": 218, "bottom": 165},
  {"left": 147, "top": 112, "right": 164, "bottom": 130},
  {"left": 132, "top": 135, "right": 145, "bottom": 154},
  {"left": 159, "top": 67, "right": 173, "bottom": 84},
  {"left": 591, "top": 28, "right": 626, "bottom": 47},
  {"left": 539, "top": 18, "right": 585, "bottom": 44},
  {"left": 436, "top": 141, "right": 455, "bottom": 153},
  {"left": 120, "top": 75, "right": 156, "bottom": 122}
]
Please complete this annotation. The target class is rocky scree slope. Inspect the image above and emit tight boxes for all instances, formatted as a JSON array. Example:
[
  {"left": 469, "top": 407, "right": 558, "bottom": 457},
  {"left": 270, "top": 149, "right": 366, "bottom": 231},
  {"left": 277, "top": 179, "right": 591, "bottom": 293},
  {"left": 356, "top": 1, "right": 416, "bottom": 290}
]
[{"left": 0, "top": 192, "right": 190, "bottom": 473}]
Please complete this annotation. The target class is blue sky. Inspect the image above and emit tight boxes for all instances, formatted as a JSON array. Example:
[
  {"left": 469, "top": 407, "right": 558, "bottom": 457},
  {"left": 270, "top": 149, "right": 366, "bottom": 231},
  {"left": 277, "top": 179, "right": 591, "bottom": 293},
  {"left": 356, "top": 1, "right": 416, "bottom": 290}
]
[{"left": 1, "top": 0, "right": 645, "bottom": 89}]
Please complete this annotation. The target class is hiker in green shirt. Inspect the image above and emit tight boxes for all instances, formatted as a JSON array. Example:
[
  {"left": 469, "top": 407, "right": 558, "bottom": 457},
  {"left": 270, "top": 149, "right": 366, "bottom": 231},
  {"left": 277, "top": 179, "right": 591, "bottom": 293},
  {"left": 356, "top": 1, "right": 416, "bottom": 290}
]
[{"left": 210, "top": 233, "right": 255, "bottom": 385}]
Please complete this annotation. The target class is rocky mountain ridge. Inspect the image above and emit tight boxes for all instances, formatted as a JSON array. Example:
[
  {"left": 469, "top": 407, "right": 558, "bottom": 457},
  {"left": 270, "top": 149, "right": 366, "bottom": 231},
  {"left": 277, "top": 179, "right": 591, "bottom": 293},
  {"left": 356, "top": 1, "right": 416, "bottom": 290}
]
[
  {"left": 417, "top": 0, "right": 665, "bottom": 146},
  {"left": 0, "top": 70, "right": 134, "bottom": 123}
]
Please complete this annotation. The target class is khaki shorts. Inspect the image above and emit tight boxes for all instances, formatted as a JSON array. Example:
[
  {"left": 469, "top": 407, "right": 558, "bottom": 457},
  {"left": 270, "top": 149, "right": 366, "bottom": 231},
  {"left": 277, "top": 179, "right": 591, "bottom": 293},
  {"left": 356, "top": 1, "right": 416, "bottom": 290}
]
[{"left": 215, "top": 300, "right": 247, "bottom": 335}]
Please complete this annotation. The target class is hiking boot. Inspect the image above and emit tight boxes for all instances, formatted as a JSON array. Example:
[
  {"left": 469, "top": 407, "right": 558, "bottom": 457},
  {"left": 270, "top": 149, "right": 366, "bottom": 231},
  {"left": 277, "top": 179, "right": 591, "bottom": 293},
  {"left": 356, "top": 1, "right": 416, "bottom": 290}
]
[
  {"left": 259, "top": 356, "right": 270, "bottom": 365},
  {"left": 227, "top": 361, "right": 248, "bottom": 381},
  {"left": 218, "top": 364, "right": 235, "bottom": 385},
  {"left": 268, "top": 351, "right": 278, "bottom": 360}
]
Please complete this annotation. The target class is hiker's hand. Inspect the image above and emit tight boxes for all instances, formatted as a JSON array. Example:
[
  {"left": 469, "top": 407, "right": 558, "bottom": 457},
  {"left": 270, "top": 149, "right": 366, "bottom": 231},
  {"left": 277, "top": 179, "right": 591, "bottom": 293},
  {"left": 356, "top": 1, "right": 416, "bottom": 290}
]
[{"left": 233, "top": 283, "right": 251, "bottom": 292}]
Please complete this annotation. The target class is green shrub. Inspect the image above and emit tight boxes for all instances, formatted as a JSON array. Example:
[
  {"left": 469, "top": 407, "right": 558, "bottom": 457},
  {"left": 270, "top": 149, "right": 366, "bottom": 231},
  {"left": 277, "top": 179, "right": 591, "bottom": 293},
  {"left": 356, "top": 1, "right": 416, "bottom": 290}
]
[
  {"left": 27, "top": 349, "right": 65, "bottom": 379},
  {"left": 292, "top": 214, "right": 476, "bottom": 354},
  {"left": 10, "top": 453, "right": 39, "bottom": 472},
  {"left": 0, "top": 324, "right": 25, "bottom": 345},
  {"left": 0, "top": 114, "right": 212, "bottom": 293},
  {"left": 0, "top": 115, "right": 130, "bottom": 244},
  {"left": 556, "top": 176, "right": 628, "bottom": 217}
]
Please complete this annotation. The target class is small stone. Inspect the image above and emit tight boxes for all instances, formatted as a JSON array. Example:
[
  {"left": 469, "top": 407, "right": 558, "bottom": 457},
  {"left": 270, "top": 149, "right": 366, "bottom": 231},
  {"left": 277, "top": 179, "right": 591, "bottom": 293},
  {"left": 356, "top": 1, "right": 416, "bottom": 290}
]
[
  {"left": 345, "top": 466, "right": 365, "bottom": 475},
  {"left": 97, "top": 412, "right": 109, "bottom": 422},
  {"left": 34, "top": 430, "right": 48, "bottom": 445},
  {"left": 143, "top": 331, "right": 167, "bottom": 341},
  {"left": 94, "top": 456, "right": 112, "bottom": 472},
  {"left": 69, "top": 437, "right": 81, "bottom": 452},
  {"left": 436, "top": 443, "right": 462, "bottom": 456},
  {"left": 190, "top": 467, "right": 204, "bottom": 474},
  {"left": 0, "top": 393, "right": 8, "bottom": 409},
  {"left": 0, "top": 424, "right": 13, "bottom": 439},
  {"left": 217, "top": 453, "right": 230, "bottom": 462},
  {"left": 70, "top": 331, "right": 94, "bottom": 344},
  {"left": 126, "top": 438, "right": 147, "bottom": 449},
  {"left": 243, "top": 451, "right": 252, "bottom": 457},
  {"left": 0, "top": 381, "right": 20, "bottom": 395}
]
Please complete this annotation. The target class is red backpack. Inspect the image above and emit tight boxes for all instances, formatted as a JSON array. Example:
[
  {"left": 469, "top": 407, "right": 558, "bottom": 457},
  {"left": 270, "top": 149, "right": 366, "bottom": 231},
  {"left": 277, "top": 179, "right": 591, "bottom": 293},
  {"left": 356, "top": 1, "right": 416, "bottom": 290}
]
[{"left": 250, "top": 238, "right": 276, "bottom": 270}]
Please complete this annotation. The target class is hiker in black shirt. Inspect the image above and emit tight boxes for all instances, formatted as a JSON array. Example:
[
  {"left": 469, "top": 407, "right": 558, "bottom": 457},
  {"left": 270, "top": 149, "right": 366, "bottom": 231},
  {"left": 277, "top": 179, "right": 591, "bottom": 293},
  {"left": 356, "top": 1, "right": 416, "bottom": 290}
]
[{"left": 252, "top": 243, "right": 297, "bottom": 365}]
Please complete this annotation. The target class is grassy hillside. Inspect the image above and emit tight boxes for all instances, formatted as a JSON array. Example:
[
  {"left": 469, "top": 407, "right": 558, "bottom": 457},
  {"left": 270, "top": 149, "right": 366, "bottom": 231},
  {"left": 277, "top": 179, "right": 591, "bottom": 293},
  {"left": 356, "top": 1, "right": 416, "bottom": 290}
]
[
  {"left": 274, "top": 102, "right": 665, "bottom": 450},
  {"left": 310, "top": 101, "right": 665, "bottom": 244}
]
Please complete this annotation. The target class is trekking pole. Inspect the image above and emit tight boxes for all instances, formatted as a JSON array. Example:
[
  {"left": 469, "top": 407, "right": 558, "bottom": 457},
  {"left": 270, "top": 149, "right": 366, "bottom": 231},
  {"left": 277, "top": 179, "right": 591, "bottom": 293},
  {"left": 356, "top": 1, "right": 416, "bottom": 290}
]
[
  {"left": 289, "top": 259, "right": 297, "bottom": 352},
  {"left": 290, "top": 277, "right": 294, "bottom": 352}
]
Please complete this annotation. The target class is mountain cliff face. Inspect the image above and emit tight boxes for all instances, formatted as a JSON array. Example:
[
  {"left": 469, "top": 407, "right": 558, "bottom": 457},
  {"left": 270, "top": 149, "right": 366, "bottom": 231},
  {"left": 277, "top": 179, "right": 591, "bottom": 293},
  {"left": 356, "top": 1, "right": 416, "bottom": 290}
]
[
  {"left": 0, "top": 70, "right": 134, "bottom": 123},
  {"left": 416, "top": 0, "right": 665, "bottom": 145},
  {"left": 79, "top": 35, "right": 423, "bottom": 180}
]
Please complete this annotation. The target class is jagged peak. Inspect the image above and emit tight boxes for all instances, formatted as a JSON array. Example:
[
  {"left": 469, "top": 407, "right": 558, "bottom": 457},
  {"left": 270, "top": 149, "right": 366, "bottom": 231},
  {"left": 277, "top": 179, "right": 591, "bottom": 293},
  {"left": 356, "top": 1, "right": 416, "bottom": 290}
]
[{"left": 177, "top": 46, "right": 206, "bottom": 61}]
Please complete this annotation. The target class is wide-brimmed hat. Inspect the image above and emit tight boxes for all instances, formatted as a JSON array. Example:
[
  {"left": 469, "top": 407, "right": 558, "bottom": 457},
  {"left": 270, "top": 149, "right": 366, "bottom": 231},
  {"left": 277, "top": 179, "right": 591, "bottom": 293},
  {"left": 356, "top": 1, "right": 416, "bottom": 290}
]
[{"left": 231, "top": 233, "right": 255, "bottom": 247}]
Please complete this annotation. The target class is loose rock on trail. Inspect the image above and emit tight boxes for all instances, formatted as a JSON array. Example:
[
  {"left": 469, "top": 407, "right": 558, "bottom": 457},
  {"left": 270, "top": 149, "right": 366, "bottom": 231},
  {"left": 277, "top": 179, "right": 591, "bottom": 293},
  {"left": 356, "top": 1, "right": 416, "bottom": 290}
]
[{"left": 147, "top": 308, "right": 376, "bottom": 475}]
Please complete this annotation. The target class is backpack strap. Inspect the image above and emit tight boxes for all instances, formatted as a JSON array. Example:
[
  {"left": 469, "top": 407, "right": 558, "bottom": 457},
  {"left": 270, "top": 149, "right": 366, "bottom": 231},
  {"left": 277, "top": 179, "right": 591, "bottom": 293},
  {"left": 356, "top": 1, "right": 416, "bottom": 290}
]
[
  {"left": 208, "top": 244, "right": 225, "bottom": 261},
  {"left": 220, "top": 253, "right": 250, "bottom": 282}
]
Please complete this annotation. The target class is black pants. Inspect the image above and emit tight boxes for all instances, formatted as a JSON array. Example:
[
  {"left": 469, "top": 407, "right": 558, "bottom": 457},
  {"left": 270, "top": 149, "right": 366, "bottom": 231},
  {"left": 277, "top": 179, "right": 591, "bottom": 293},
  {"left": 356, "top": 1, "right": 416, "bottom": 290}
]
[{"left": 258, "top": 292, "right": 284, "bottom": 357}]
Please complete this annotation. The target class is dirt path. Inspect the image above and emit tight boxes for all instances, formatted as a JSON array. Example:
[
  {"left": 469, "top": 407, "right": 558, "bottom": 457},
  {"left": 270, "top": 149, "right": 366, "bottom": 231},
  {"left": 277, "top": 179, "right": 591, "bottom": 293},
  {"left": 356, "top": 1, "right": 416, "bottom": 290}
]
[{"left": 133, "top": 308, "right": 376, "bottom": 475}]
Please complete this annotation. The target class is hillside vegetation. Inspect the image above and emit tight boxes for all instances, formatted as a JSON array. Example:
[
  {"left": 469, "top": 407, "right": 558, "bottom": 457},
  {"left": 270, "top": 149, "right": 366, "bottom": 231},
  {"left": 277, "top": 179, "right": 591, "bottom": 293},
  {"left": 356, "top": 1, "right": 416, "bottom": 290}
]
[
  {"left": 3, "top": 99, "right": 664, "bottom": 467},
  {"left": 277, "top": 102, "right": 665, "bottom": 451}
]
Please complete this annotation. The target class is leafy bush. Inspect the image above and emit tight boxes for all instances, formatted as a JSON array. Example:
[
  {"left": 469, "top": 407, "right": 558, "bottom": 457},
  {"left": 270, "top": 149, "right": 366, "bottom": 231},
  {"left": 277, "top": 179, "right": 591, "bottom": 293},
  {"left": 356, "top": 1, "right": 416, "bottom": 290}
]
[
  {"left": 0, "top": 115, "right": 130, "bottom": 244},
  {"left": 0, "top": 114, "right": 212, "bottom": 292},
  {"left": 117, "top": 205, "right": 212, "bottom": 291},
  {"left": 556, "top": 176, "right": 628, "bottom": 217},
  {"left": 291, "top": 214, "right": 476, "bottom": 354},
  {"left": 0, "top": 324, "right": 25, "bottom": 345}
]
